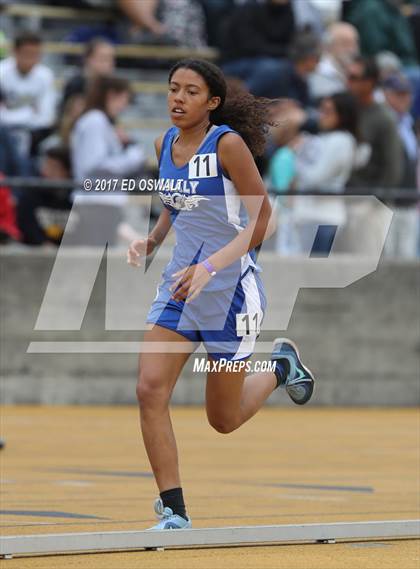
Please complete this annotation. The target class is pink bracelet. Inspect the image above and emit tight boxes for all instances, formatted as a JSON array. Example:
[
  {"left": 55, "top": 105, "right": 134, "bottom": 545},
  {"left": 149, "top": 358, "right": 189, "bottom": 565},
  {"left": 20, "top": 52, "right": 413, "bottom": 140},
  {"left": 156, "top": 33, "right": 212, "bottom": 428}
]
[{"left": 202, "top": 259, "right": 217, "bottom": 277}]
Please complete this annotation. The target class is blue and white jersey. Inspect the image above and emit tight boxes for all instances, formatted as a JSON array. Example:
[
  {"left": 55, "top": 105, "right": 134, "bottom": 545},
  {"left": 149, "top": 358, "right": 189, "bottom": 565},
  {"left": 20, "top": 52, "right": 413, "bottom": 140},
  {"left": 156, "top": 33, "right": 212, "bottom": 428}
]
[{"left": 157, "top": 124, "right": 261, "bottom": 292}]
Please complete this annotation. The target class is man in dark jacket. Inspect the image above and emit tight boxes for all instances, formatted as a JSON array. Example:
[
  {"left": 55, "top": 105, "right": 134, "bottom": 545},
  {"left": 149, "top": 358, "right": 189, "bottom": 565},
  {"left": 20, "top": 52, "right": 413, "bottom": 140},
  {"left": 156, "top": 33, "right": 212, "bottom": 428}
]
[
  {"left": 347, "top": 56, "right": 403, "bottom": 188},
  {"left": 221, "top": 0, "right": 296, "bottom": 95},
  {"left": 249, "top": 31, "right": 321, "bottom": 104}
]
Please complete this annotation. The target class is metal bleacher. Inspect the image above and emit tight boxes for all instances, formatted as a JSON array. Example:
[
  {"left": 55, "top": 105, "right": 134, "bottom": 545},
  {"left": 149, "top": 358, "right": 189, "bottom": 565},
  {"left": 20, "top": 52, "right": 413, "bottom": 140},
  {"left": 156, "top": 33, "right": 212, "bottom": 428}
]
[
  {"left": 3, "top": 3, "right": 219, "bottom": 61},
  {"left": 2, "top": 2, "right": 219, "bottom": 158}
]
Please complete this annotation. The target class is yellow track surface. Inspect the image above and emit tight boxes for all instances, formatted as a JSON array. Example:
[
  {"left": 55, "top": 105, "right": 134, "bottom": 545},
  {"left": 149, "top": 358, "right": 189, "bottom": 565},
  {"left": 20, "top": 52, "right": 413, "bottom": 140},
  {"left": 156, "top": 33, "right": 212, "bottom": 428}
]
[{"left": 1, "top": 406, "right": 419, "bottom": 568}]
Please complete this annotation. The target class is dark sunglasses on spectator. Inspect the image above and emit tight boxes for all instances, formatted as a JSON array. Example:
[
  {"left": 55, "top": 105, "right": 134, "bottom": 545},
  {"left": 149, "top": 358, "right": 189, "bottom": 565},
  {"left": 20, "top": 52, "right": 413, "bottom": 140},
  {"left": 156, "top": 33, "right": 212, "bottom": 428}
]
[{"left": 348, "top": 74, "right": 365, "bottom": 81}]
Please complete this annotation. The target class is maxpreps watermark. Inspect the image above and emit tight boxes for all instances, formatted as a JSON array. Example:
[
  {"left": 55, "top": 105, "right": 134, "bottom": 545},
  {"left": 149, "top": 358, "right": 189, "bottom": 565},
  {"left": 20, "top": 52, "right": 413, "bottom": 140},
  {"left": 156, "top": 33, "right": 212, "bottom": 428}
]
[{"left": 193, "top": 358, "right": 276, "bottom": 374}]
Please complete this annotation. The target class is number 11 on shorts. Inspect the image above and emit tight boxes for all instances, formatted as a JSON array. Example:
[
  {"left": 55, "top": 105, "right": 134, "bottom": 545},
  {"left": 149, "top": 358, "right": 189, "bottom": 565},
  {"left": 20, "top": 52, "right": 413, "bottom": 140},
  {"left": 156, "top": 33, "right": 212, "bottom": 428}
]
[{"left": 236, "top": 312, "right": 262, "bottom": 337}]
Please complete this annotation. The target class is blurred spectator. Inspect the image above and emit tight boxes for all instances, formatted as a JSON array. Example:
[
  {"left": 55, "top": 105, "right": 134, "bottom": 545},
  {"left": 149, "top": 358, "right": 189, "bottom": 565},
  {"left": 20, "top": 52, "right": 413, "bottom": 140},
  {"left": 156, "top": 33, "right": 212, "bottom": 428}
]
[
  {"left": 61, "top": 38, "right": 115, "bottom": 110},
  {"left": 200, "top": 0, "right": 236, "bottom": 48},
  {"left": 200, "top": 0, "right": 237, "bottom": 48},
  {"left": 376, "top": 51, "right": 402, "bottom": 81},
  {"left": 71, "top": 75, "right": 144, "bottom": 184},
  {"left": 268, "top": 116, "right": 298, "bottom": 255},
  {"left": 0, "top": 176, "right": 20, "bottom": 244},
  {"left": 269, "top": 141, "right": 296, "bottom": 195},
  {"left": 344, "top": 0, "right": 418, "bottom": 66},
  {"left": 16, "top": 146, "right": 73, "bottom": 246},
  {"left": 291, "top": 0, "right": 323, "bottom": 36},
  {"left": 383, "top": 74, "right": 417, "bottom": 188},
  {"left": 119, "top": 0, "right": 207, "bottom": 47},
  {"left": 289, "top": 92, "right": 360, "bottom": 255},
  {"left": 383, "top": 73, "right": 418, "bottom": 258},
  {"left": 407, "top": 1, "right": 420, "bottom": 61},
  {"left": 309, "top": 22, "right": 359, "bottom": 99},
  {"left": 0, "top": 29, "right": 7, "bottom": 60},
  {"left": 69, "top": 75, "right": 144, "bottom": 246},
  {"left": 221, "top": 0, "right": 296, "bottom": 92},
  {"left": 41, "top": 94, "right": 86, "bottom": 153},
  {"left": 294, "top": 93, "right": 360, "bottom": 190},
  {"left": 118, "top": 0, "right": 166, "bottom": 37},
  {"left": 248, "top": 31, "right": 322, "bottom": 103},
  {"left": 0, "top": 31, "right": 57, "bottom": 160},
  {"left": 413, "top": 81, "right": 420, "bottom": 136},
  {"left": 374, "top": 51, "right": 403, "bottom": 103},
  {"left": 0, "top": 125, "right": 23, "bottom": 178},
  {"left": 347, "top": 56, "right": 403, "bottom": 188},
  {"left": 346, "top": 56, "right": 405, "bottom": 257},
  {"left": 309, "top": 0, "right": 342, "bottom": 25}
]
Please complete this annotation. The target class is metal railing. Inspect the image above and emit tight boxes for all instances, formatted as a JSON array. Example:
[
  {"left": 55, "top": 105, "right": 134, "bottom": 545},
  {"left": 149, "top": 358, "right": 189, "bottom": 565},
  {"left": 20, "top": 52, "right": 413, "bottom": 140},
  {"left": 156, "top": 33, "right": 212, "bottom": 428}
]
[{"left": 1, "top": 176, "right": 419, "bottom": 202}]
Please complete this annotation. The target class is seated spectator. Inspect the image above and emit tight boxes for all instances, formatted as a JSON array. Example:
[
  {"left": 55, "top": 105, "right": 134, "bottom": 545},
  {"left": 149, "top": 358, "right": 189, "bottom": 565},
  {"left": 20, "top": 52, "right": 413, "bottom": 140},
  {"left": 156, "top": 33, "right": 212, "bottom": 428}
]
[
  {"left": 118, "top": 0, "right": 207, "bottom": 47},
  {"left": 16, "top": 146, "right": 73, "bottom": 246},
  {"left": 382, "top": 73, "right": 418, "bottom": 258},
  {"left": 347, "top": 56, "right": 403, "bottom": 189},
  {"left": 41, "top": 93, "right": 86, "bottom": 153},
  {"left": 0, "top": 31, "right": 57, "bottom": 161},
  {"left": 61, "top": 38, "right": 116, "bottom": 110},
  {"left": 248, "top": 31, "right": 322, "bottom": 104},
  {"left": 69, "top": 75, "right": 144, "bottom": 246},
  {"left": 71, "top": 75, "right": 144, "bottom": 184},
  {"left": 344, "top": 0, "right": 418, "bottom": 66},
  {"left": 272, "top": 92, "right": 360, "bottom": 255},
  {"left": 221, "top": 0, "right": 296, "bottom": 93},
  {"left": 309, "top": 22, "right": 360, "bottom": 100},
  {"left": 0, "top": 125, "right": 23, "bottom": 179}
]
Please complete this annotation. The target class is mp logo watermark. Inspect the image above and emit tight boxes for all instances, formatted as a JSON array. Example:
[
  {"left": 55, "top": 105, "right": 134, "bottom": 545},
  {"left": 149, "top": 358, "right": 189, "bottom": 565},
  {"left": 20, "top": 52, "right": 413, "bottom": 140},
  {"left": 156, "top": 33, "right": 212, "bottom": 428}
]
[{"left": 28, "top": 194, "right": 392, "bottom": 354}]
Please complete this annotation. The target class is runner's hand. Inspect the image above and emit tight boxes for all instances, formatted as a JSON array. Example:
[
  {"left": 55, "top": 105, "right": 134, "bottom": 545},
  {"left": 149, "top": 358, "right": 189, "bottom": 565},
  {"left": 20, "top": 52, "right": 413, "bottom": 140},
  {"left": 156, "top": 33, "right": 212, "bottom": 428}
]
[
  {"left": 169, "top": 263, "right": 211, "bottom": 303},
  {"left": 127, "top": 237, "right": 156, "bottom": 267}
]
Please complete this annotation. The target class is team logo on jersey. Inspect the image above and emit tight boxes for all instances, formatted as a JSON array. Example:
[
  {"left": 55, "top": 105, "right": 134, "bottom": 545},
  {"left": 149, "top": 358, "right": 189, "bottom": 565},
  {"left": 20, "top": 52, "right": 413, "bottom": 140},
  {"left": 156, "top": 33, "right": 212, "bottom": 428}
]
[
  {"left": 158, "top": 177, "right": 209, "bottom": 211},
  {"left": 160, "top": 192, "right": 209, "bottom": 211}
]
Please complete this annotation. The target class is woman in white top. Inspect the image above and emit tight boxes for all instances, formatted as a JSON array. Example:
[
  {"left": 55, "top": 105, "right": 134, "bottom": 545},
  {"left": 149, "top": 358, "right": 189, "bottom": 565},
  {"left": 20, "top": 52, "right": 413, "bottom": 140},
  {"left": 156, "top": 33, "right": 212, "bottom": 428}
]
[
  {"left": 71, "top": 75, "right": 144, "bottom": 186},
  {"left": 292, "top": 92, "right": 360, "bottom": 255},
  {"left": 70, "top": 76, "right": 144, "bottom": 245}
]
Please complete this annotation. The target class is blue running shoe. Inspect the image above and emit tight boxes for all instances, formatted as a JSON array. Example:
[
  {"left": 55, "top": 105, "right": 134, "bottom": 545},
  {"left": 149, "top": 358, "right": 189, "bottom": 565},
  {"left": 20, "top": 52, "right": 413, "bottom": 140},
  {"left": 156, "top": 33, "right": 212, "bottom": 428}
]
[
  {"left": 271, "top": 338, "right": 315, "bottom": 405},
  {"left": 147, "top": 497, "right": 192, "bottom": 530}
]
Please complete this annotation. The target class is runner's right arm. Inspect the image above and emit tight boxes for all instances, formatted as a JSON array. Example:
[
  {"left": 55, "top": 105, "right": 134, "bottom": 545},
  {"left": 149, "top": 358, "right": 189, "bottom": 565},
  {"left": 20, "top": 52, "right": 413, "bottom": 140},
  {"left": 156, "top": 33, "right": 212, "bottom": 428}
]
[{"left": 148, "top": 135, "right": 172, "bottom": 246}]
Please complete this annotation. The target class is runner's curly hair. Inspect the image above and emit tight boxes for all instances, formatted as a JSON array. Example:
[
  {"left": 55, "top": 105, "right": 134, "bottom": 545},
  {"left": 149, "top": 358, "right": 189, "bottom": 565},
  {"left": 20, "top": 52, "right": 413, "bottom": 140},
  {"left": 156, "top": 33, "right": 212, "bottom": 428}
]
[{"left": 168, "top": 59, "right": 272, "bottom": 157}]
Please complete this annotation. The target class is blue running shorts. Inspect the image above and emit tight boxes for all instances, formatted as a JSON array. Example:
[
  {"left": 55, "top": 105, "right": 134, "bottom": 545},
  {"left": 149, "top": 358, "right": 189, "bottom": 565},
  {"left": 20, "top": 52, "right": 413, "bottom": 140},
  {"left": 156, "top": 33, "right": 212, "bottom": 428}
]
[{"left": 146, "top": 268, "right": 267, "bottom": 361}]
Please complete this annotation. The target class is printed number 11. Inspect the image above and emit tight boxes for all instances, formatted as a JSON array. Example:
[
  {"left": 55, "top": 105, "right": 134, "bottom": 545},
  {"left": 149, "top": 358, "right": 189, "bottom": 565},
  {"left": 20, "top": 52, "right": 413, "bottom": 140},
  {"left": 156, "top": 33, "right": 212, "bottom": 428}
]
[
  {"left": 241, "top": 313, "right": 259, "bottom": 335},
  {"left": 193, "top": 155, "right": 210, "bottom": 177}
]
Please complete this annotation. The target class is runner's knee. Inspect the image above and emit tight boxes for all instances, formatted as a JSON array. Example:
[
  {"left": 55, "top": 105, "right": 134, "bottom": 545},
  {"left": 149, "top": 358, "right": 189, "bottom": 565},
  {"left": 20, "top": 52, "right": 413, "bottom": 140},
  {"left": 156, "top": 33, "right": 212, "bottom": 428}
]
[
  {"left": 136, "top": 370, "right": 171, "bottom": 408},
  {"left": 206, "top": 410, "right": 240, "bottom": 434}
]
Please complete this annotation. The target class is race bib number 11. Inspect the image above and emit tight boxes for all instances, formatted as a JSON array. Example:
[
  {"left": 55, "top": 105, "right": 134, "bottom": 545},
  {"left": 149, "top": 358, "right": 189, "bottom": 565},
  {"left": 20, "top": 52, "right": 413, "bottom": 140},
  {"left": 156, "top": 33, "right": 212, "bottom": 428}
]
[
  {"left": 189, "top": 153, "right": 217, "bottom": 178},
  {"left": 236, "top": 312, "right": 262, "bottom": 337}
]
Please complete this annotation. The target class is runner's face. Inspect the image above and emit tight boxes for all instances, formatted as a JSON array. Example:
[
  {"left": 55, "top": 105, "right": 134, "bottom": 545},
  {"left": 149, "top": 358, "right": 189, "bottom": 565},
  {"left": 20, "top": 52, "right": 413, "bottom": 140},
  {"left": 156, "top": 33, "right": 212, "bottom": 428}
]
[{"left": 168, "top": 68, "right": 220, "bottom": 128}]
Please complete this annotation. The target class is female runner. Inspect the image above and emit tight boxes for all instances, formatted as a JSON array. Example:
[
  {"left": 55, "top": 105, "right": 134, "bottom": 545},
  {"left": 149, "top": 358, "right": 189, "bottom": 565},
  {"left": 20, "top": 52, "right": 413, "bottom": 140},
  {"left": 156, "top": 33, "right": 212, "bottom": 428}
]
[{"left": 127, "top": 59, "right": 315, "bottom": 530}]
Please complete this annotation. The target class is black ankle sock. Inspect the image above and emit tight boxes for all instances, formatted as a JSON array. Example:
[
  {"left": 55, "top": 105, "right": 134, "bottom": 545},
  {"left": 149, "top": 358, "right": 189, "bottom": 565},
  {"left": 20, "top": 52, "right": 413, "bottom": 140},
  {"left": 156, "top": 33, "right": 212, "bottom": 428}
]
[
  {"left": 160, "top": 487, "right": 187, "bottom": 520},
  {"left": 274, "top": 359, "right": 289, "bottom": 389}
]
